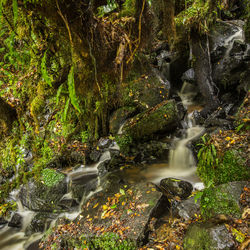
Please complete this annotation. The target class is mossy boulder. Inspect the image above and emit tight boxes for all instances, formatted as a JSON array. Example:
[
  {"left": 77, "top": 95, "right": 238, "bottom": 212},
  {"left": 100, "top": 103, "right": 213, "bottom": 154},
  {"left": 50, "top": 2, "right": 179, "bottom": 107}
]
[
  {"left": 200, "top": 181, "right": 248, "bottom": 220},
  {"left": 184, "top": 223, "right": 234, "bottom": 250},
  {"left": 122, "top": 99, "right": 180, "bottom": 141},
  {"left": 109, "top": 106, "right": 138, "bottom": 135},
  {"left": 19, "top": 171, "right": 67, "bottom": 212}
]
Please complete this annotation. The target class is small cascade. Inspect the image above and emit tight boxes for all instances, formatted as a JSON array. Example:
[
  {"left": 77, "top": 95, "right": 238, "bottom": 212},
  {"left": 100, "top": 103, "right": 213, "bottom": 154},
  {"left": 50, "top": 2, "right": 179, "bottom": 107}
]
[{"left": 169, "top": 82, "right": 204, "bottom": 171}]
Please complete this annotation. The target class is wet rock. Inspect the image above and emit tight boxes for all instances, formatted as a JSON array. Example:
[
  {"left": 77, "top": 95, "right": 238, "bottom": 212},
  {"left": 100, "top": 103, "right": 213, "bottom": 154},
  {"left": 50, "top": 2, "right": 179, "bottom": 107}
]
[
  {"left": 76, "top": 174, "right": 170, "bottom": 246},
  {"left": 210, "top": 20, "right": 249, "bottom": 91},
  {"left": 19, "top": 178, "right": 67, "bottom": 212},
  {"left": 122, "top": 100, "right": 180, "bottom": 141},
  {"left": 97, "top": 138, "right": 112, "bottom": 149},
  {"left": 89, "top": 149, "right": 101, "bottom": 162},
  {"left": 8, "top": 213, "right": 22, "bottom": 228},
  {"left": 184, "top": 223, "right": 235, "bottom": 250},
  {"left": 0, "top": 217, "right": 8, "bottom": 226},
  {"left": 201, "top": 181, "right": 248, "bottom": 220},
  {"left": 160, "top": 178, "right": 193, "bottom": 199},
  {"left": 175, "top": 196, "right": 200, "bottom": 221},
  {"left": 131, "top": 140, "right": 170, "bottom": 163},
  {"left": 25, "top": 212, "right": 57, "bottom": 236},
  {"left": 181, "top": 68, "right": 195, "bottom": 83},
  {"left": 71, "top": 177, "right": 98, "bottom": 202}
]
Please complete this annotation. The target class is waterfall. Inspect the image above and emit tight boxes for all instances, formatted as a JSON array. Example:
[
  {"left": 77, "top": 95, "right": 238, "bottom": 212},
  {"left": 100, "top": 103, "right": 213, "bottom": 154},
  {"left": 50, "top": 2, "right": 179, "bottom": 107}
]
[{"left": 169, "top": 82, "right": 204, "bottom": 170}]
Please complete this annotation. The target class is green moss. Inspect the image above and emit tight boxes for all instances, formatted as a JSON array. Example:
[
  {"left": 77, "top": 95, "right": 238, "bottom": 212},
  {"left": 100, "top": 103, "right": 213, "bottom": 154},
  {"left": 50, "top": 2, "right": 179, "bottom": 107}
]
[
  {"left": 77, "top": 232, "right": 136, "bottom": 250},
  {"left": 197, "top": 148, "right": 249, "bottom": 186},
  {"left": 115, "top": 134, "right": 133, "bottom": 155},
  {"left": 184, "top": 225, "right": 214, "bottom": 250},
  {"left": 41, "top": 168, "right": 65, "bottom": 187},
  {"left": 200, "top": 186, "right": 241, "bottom": 220}
]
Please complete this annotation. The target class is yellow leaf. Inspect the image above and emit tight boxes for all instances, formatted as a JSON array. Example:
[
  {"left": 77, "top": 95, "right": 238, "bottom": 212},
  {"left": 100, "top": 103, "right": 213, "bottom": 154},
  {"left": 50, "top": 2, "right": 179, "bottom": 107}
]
[
  {"left": 93, "top": 203, "right": 99, "bottom": 208},
  {"left": 225, "top": 137, "right": 231, "bottom": 141},
  {"left": 102, "top": 205, "right": 108, "bottom": 210}
]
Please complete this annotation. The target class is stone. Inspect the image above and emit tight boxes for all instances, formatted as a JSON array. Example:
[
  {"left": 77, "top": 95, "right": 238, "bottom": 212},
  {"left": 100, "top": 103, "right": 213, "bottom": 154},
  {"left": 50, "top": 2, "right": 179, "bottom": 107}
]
[
  {"left": 122, "top": 100, "right": 180, "bottom": 141},
  {"left": 25, "top": 212, "right": 57, "bottom": 236},
  {"left": 8, "top": 213, "right": 22, "bottom": 228},
  {"left": 181, "top": 68, "right": 195, "bottom": 83},
  {"left": 89, "top": 149, "right": 102, "bottom": 162},
  {"left": 97, "top": 138, "right": 112, "bottom": 149},
  {"left": 184, "top": 223, "right": 235, "bottom": 250},
  {"left": 19, "top": 177, "right": 68, "bottom": 212},
  {"left": 109, "top": 106, "right": 138, "bottom": 135},
  {"left": 200, "top": 181, "right": 248, "bottom": 219},
  {"left": 75, "top": 175, "right": 170, "bottom": 247},
  {"left": 160, "top": 178, "right": 193, "bottom": 199},
  {"left": 175, "top": 196, "right": 200, "bottom": 221}
]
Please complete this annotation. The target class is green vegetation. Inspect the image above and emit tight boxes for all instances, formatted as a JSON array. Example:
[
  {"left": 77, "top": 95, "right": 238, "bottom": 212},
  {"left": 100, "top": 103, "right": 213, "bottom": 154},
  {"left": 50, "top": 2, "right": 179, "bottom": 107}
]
[
  {"left": 200, "top": 185, "right": 241, "bottom": 220},
  {"left": 116, "top": 134, "right": 133, "bottom": 155},
  {"left": 78, "top": 233, "right": 136, "bottom": 250},
  {"left": 197, "top": 135, "right": 249, "bottom": 186},
  {"left": 41, "top": 168, "right": 65, "bottom": 187}
]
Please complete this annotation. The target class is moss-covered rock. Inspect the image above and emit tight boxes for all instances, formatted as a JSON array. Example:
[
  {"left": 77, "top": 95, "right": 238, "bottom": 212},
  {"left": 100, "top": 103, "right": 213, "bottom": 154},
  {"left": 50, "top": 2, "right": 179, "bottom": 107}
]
[
  {"left": 200, "top": 181, "right": 248, "bottom": 220},
  {"left": 122, "top": 99, "right": 180, "bottom": 141},
  {"left": 184, "top": 223, "right": 234, "bottom": 250}
]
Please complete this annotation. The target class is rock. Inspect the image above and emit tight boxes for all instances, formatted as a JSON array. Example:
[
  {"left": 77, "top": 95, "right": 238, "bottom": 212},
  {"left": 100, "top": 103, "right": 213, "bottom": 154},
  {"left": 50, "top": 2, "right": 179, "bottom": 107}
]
[
  {"left": 109, "top": 106, "right": 138, "bottom": 135},
  {"left": 0, "top": 217, "right": 8, "bottom": 226},
  {"left": 71, "top": 177, "right": 98, "bottom": 202},
  {"left": 89, "top": 149, "right": 102, "bottom": 162},
  {"left": 160, "top": 178, "right": 193, "bottom": 199},
  {"left": 8, "top": 213, "right": 22, "bottom": 228},
  {"left": 175, "top": 196, "right": 200, "bottom": 221},
  {"left": 75, "top": 175, "right": 170, "bottom": 246},
  {"left": 184, "top": 223, "right": 235, "bottom": 250},
  {"left": 210, "top": 20, "right": 249, "bottom": 91},
  {"left": 19, "top": 177, "right": 68, "bottom": 212},
  {"left": 122, "top": 100, "right": 180, "bottom": 141},
  {"left": 97, "top": 138, "right": 112, "bottom": 149},
  {"left": 200, "top": 181, "right": 248, "bottom": 220},
  {"left": 181, "top": 68, "right": 195, "bottom": 83},
  {"left": 25, "top": 212, "right": 57, "bottom": 236}
]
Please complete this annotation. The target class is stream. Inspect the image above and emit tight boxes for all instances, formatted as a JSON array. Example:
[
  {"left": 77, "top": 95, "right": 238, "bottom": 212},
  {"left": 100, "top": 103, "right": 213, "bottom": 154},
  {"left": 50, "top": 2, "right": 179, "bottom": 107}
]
[
  {"left": 0, "top": 80, "right": 204, "bottom": 250},
  {"left": 0, "top": 20, "right": 245, "bottom": 249}
]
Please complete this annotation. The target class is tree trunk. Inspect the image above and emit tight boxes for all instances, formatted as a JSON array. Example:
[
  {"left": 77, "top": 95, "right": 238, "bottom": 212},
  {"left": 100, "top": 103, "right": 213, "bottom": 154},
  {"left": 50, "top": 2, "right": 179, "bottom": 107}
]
[
  {"left": 191, "top": 30, "right": 220, "bottom": 117},
  {"left": 0, "top": 97, "right": 17, "bottom": 132}
]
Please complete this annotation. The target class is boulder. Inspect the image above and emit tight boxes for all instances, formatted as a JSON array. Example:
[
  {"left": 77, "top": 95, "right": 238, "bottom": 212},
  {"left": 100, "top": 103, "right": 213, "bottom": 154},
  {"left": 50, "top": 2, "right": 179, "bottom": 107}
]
[
  {"left": 19, "top": 178, "right": 67, "bottom": 212},
  {"left": 210, "top": 20, "right": 249, "bottom": 91},
  {"left": 74, "top": 172, "right": 170, "bottom": 247},
  {"left": 160, "top": 178, "right": 193, "bottom": 199},
  {"left": 175, "top": 196, "right": 200, "bottom": 221},
  {"left": 184, "top": 223, "right": 235, "bottom": 250},
  {"left": 200, "top": 181, "right": 248, "bottom": 220},
  {"left": 8, "top": 213, "right": 22, "bottom": 228},
  {"left": 109, "top": 106, "right": 138, "bottom": 135},
  {"left": 25, "top": 212, "right": 57, "bottom": 236},
  {"left": 122, "top": 100, "right": 181, "bottom": 141}
]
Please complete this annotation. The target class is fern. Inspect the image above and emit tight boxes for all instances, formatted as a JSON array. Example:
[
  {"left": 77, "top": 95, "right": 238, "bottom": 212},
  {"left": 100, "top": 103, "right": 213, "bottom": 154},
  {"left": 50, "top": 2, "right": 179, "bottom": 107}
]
[
  {"left": 56, "top": 84, "right": 63, "bottom": 105},
  {"left": 13, "top": 0, "right": 18, "bottom": 26},
  {"left": 41, "top": 51, "right": 52, "bottom": 87},
  {"left": 63, "top": 97, "right": 70, "bottom": 122},
  {"left": 67, "top": 65, "right": 81, "bottom": 113}
]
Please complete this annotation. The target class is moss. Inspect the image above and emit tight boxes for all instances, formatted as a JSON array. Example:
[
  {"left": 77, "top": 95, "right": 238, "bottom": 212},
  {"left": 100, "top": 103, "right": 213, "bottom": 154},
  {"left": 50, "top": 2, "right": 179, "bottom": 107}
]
[
  {"left": 197, "top": 148, "right": 249, "bottom": 186},
  {"left": 200, "top": 186, "right": 241, "bottom": 220},
  {"left": 41, "top": 168, "right": 65, "bottom": 187},
  {"left": 184, "top": 225, "right": 214, "bottom": 250}
]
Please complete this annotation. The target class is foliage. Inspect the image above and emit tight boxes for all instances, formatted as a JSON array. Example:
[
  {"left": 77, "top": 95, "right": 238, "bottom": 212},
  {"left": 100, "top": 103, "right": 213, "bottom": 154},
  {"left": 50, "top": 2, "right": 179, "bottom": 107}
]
[
  {"left": 78, "top": 233, "right": 136, "bottom": 250},
  {"left": 0, "top": 201, "right": 17, "bottom": 217},
  {"left": 200, "top": 185, "right": 241, "bottom": 220},
  {"left": 197, "top": 134, "right": 249, "bottom": 186},
  {"left": 115, "top": 134, "right": 133, "bottom": 155},
  {"left": 67, "top": 65, "right": 80, "bottom": 113},
  {"left": 41, "top": 168, "right": 64, "bottom": 187},
  {"left": 41, "top": 51, "right": 52, "bottom": 87}
]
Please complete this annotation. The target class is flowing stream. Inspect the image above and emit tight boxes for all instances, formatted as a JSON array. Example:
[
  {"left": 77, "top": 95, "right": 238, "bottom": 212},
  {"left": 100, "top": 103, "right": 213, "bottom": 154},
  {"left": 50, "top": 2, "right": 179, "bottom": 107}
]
[{"left": 0, "top": 21, "right": 245, "bottom": 250}]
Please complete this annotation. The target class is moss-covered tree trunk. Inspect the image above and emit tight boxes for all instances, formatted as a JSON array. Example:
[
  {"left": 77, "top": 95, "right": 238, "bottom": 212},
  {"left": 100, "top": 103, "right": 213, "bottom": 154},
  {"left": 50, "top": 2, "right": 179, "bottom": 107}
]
[{"left": 0, "top": 97, "right": 17, "bottom": 132}]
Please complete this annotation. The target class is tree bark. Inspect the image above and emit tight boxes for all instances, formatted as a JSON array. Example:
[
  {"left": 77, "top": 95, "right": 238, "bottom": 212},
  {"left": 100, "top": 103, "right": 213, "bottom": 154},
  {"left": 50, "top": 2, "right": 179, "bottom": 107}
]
[
  {"left": 0, "top": 97, "right": 17, "bottom": 132},
  {"left": 191, "top": 30, "right": 220, "bottom": 117}
]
